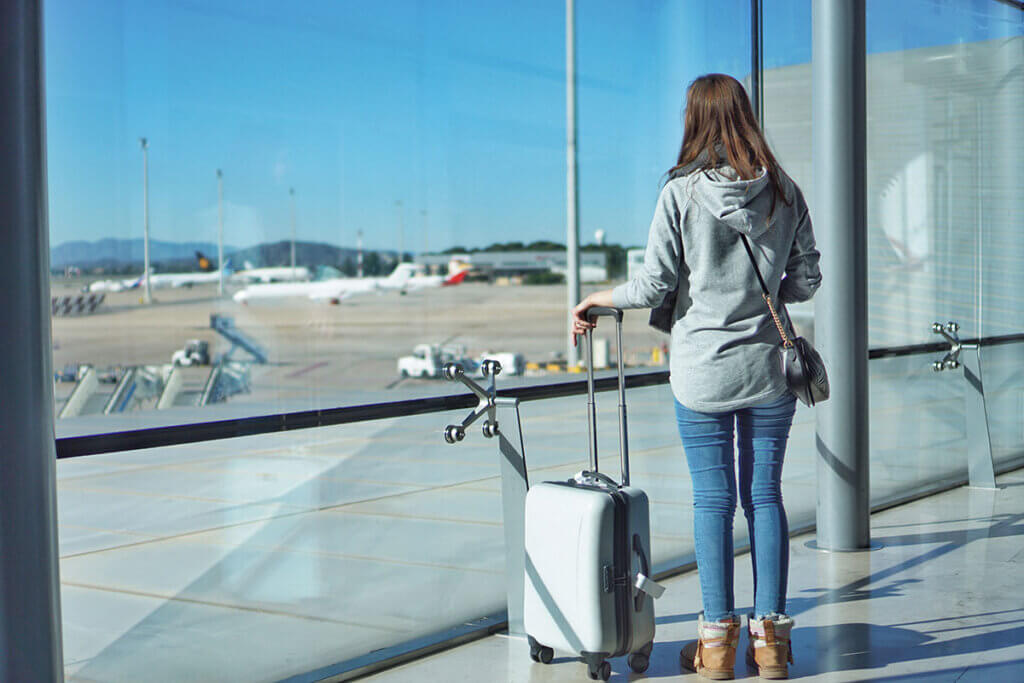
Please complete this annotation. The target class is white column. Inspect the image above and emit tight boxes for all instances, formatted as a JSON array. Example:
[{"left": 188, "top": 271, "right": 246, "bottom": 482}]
[
  {"left": 812, "top": 0, "right": 871, "bottom": 550},
  {"left": 0, "top": 0, "right": 65, "bottom": 677}
]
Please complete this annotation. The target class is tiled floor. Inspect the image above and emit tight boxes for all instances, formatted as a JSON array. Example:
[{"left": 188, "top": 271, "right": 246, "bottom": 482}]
[
  {"left": 363, "top": 469, "right": 1024, "bottom": 682},
  {"left": 57, "top": 354, "right": 1024, "bottom": 680}
]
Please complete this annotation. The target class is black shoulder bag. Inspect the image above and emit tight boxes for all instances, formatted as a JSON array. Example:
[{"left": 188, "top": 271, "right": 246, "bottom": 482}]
[{"left": 739, "top": 234, "right": 830, "bottom": 407}]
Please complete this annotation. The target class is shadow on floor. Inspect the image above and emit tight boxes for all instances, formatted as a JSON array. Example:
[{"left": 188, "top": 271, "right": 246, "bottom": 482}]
[
  {"left": 790, "top": 620, "right": 1024, "bottom": 676},
  {"left": 854, "top": 659, "right": 1024, "bottom": 681},
  {"left": 786, "top": 512, "right": 1024, "bottom": 616},
  {"left": 644, "top": 616, "right": 1024, "bottom": 680},
  {"left": 654, "top": 511, "right": 1024, "bottom": 679}
]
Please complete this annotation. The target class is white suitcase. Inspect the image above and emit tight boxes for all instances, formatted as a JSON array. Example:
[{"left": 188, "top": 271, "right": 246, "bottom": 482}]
[{"left": 523, "top": 307, "right": 665, "bottom": 681}]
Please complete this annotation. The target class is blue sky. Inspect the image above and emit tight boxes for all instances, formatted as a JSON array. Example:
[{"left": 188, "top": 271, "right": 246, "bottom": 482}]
[{"left": 44, "top": 0, "right": 1022, "bottom": 255}]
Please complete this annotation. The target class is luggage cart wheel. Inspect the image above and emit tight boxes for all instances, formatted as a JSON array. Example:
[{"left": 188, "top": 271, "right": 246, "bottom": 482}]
[
  {"left": 628, "top": 652, "right": 650, "bottom": 673},
  {"left": 443, "top": 425, "right": 465, "bottom": 444},
  {"left": 587, "top": 660, "right": 611, "bottom": 681}
]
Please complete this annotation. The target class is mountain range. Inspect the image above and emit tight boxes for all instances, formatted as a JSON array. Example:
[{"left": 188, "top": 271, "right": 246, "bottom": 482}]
[{"left": 51, "top": 238, "right": 399, "bottom": 272}]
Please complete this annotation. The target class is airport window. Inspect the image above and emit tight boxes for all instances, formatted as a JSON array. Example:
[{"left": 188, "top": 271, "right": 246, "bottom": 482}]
[
  {"left": 763, "top": 0, "right": 1024, "bottom": 347},
  {"left": 45, "top": 1, "right": 1024, "bottom": 680},
  {"left": 46, "top": 1, "right": 758, "bottom": 438}
]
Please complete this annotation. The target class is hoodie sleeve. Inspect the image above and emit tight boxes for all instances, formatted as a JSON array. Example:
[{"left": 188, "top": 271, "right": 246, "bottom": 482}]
[
  {"left": 777, "top": 189, "right": 822, "bottom": 304},
  {"left": 612, "top": 184, "right": 683, "bottom": 309}
]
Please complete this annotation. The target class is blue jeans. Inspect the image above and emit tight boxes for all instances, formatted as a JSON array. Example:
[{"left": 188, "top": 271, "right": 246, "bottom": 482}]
[{"left": 674, "top": 393, "right": 797, "bottom": 622}]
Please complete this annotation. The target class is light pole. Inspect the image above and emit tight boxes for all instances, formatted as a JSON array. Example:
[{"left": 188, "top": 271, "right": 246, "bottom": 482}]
[
  {"left": 289, "top": 187, "right": 296, "bottom": 275},
  {"left": 357, "top": 229, "right": 364, "bottom": 277},
  {"left": 566, "top": 0, "right": 580, "bottom": 366},
  {"left": 140, "top": 137, "right": 152, "bottom": 304},
  {"left": 216, "top": 169, "right": 224, "bottom": 296},
  {"left": 421, "top": 209, "right": 428, "bottom": 255},
  {"left": 395, "top": 200, "right": 404, "bottom": 264}
]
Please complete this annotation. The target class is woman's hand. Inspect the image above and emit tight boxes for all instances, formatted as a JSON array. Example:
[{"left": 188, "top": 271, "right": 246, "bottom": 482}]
[
  {"left": 571, "top": 289, "right": 615, "bottom": 346},
  {"left": 572, "top": 296, "right": 596, "bottom": 338}
]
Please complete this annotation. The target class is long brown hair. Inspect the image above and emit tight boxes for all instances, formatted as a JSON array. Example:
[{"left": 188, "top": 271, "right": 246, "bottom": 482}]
[{"left": 668, "top": 74, "right": 790, "bottom": 215}]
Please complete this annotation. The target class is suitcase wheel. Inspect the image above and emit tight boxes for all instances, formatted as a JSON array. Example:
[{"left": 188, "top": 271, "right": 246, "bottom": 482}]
[
  {"left": 587, "top": 660, "right": 611, "bottom": 681},
  {"left": 527, "top": 637, "right": 553, "bottom": 664},
  {"left": 628, "top": 652, "right": 650, "bottom": 673}
]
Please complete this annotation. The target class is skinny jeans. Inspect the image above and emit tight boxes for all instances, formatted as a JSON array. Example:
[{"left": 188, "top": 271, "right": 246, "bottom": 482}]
[{"left": 674, "top": 392, "right": 797, "bottom": 621}]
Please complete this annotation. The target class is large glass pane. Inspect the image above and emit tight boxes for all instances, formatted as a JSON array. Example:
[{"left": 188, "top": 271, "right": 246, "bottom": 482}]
[
  {"left": 865, "top": 0, "right": 1024, "bottom": 346},
  {"left": 46, "top": 1, "right": 684, "bottom": 437},
  {"left": 765, "top": 0, "right": 1024, "bottom": 347}
]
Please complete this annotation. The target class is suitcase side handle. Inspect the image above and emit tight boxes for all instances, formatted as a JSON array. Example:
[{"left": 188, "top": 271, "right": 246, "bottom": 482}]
[
  {"left": 633, "top": 534, "right": 666, "bottom": 607},
  {"left": 583, "top": 307, "right": 630, "bottom": 486}
]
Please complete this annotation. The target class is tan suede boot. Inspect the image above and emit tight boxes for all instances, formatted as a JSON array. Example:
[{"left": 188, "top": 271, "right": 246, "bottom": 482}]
[
  {"left": 680, "top": 614, "right": 741, "bottom": 680},
  {"left": 746, "top": 614, "right": 794, "bottom": 679}
]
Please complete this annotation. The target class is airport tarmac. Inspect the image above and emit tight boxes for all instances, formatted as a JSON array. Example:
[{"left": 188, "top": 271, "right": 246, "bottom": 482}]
[{"left": 50, "top": 280, "right": 670, "bottom": 411}]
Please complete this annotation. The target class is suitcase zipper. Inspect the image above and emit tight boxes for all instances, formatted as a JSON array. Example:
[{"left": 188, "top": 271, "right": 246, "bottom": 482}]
[{"left": 610, "top": 489, "right": 634, "bottom": 657}]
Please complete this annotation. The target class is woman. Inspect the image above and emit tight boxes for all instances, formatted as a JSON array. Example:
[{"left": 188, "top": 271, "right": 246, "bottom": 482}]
[{"left": 573, "top": 73, "right": 820, "bottom": 680}]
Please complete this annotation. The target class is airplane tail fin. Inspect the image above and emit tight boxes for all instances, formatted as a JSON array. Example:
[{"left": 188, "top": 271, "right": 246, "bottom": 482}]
[
  {"left": 222, "top": 258, "right": 234, "bottom": 276},
  {"left": 386, "top": 263, "right": 418, "bottom": 285},
  {"left": 195, "top": 251, "right": 214, "bottom": 271},
  {"left": 443, "top": 266, "right": 471, "bottom": 286}
]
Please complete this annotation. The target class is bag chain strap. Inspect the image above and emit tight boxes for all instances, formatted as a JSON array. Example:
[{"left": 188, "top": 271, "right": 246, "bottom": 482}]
[
  {"left": 740, "top": 233, "right": 795, "bottom": 350},
  {"left": 762, "top": 292, "right": 794, "bottom": 349}
]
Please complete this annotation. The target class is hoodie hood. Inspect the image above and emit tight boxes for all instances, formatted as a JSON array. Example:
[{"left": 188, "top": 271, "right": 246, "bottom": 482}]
[
  {"left": 689, "top": 166, "right": 775, "bottom": 238},
  {"left": 671, "top": 143, "right": 779, "bottom": 238}
]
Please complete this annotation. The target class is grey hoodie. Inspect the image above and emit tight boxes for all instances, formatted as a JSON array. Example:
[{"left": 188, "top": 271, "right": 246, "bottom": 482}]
[{"left": 612, "top": 165, "right": 821, "bottom": 412}]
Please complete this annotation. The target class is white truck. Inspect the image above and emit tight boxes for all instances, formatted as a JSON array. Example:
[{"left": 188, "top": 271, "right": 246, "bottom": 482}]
[
  {"left": 398, "top": 345, "right": 525, "bottom": 379},
  {"left": 398, "top": 344, "right": 476, "bottom": 379},
  {"left": 171, "top": 340, "right": 211, "bottom": 367},
  {"left": 476, "top": 351, "right": 525, "bottom": 376}
]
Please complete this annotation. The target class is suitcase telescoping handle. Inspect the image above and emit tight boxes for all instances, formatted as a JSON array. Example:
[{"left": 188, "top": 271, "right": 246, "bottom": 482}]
[{"left": 584, "top": 307, "right": 630, "bottom": 487}]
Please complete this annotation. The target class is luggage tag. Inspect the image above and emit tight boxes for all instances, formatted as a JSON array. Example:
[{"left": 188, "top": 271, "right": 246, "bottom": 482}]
[{"left": 635, "top": 573, "right": 666, "bottom": 599}]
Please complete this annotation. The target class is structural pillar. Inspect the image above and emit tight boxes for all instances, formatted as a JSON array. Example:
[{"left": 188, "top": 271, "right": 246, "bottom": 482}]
[
  {"left": 0, "top": 0, "right": 66, "bottom": 679},
  {"left": 812, "top": 0, "right": 871, "bottom": 550}
]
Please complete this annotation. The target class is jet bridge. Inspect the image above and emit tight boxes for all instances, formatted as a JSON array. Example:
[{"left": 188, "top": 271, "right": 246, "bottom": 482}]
[
  {"left": 103, "top": 366, "right": 164, "bottom": 414},
  {"left": 210, "top": 314, "right": 268, "bottom": 363},
  {"left": 199, "top": 361, "right": 252, "bottom": 405}
]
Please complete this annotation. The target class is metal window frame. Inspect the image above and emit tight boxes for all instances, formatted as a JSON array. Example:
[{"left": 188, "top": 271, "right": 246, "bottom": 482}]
[{"left": 994, "top": 0, "right": 1024, "bottom": 12}]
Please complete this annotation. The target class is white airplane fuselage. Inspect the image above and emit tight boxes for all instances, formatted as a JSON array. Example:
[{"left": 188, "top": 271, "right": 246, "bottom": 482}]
[
  {"left": 233, "top": 263, "right": 421, "bottom": 304},
  {"left": 231, "top": 267, "right": 312, "bottom": 284}
]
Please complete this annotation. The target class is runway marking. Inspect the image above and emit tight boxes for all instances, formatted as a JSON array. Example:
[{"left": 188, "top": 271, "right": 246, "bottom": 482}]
[{"left": 285, "top": 360, "right": 329, "bottom": 378}]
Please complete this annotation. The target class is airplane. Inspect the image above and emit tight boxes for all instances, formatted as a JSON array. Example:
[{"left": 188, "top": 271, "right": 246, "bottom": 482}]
[
  {"left": 230, "top": 261, "right": 312, "bottom": 284},
  {"left": 400, "top": 262, "right": 471, "bottom": 292},
  {"left": 232, "top": 262, "right": 469, "bottom": 304},
  {"left": 86, "top": 273, "right": 145, "bottom": 293},
  {"left": 87, "top": 252, "right": 233, "bottom": 292}
]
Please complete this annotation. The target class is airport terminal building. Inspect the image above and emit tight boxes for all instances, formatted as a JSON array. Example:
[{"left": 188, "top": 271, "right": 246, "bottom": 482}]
[{"left": 3, "top": 1, "right": 1024, "bottom": 682}]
